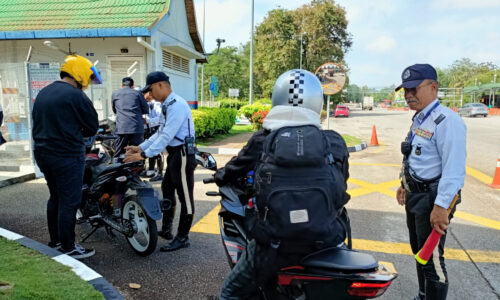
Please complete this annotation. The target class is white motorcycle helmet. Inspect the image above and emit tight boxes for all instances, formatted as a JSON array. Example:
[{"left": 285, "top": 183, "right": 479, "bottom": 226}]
[{"left": 271, "top": 69, "right": 323, "bottom": 114}]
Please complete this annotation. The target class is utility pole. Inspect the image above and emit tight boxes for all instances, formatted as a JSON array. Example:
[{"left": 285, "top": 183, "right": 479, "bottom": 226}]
[{"left": 249, "top": 0, "right": 254, "bottom": 104}]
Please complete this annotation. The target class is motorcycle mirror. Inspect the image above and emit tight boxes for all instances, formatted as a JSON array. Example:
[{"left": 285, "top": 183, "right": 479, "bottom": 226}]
[{"left": 195, "top": 151, "right": 217, "bottom": 171}]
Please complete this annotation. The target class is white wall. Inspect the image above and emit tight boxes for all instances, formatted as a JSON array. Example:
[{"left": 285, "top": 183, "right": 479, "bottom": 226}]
[{"left": 150, "top": 0, "right": 200, "bottom": 102}]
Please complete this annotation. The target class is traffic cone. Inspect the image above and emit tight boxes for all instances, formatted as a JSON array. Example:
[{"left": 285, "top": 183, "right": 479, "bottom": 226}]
[
  {"left": 490, "top": 154, "right": 500, "bottom": 188},
  {"left": 370, "top": 125, "right": 379, "bottom": 146}
]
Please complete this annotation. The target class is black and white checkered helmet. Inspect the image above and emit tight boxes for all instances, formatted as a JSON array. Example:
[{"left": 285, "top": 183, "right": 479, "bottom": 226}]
[{"left": 271, "top": 69, "right": 323, "bottom": 114}]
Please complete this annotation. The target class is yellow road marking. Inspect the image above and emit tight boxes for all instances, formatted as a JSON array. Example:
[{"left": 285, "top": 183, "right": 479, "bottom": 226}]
[
  {"left": 191, "top": 204, "right": 220, "bottom": 234},
  {"left": 379, "top": 261, "right": 397, "bottom": 274},
  {"left": 454, "top": 211, "right": 500, "bottom": 231},
  {"left": 192, "top": 163, "right": 500, "bottom": 259},
  {"left": 466, "top": 166, "right": 493, "bottom": 185},
  {"left": 348, "top": 178, "right": 399, "bottom": 198},
  {"left": 352, "top": 238, "right": 500, "bottom": 263}
]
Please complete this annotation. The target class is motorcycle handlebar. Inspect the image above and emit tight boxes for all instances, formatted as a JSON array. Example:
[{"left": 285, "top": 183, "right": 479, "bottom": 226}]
[{"left": 203, "top": 177, "right": 215, "bottom": 184}]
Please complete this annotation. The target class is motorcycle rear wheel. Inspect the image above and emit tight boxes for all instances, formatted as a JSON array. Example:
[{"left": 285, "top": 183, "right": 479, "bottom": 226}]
[{"left": 122, "top": 196, "right": 158, "bottom": 256}]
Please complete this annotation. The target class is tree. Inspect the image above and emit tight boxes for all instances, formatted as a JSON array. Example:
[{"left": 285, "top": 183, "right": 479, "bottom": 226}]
[
  {"left": 253, "top": 0, "right": 351, "bottom": 97},
  {"left": 199, "top": 46, "right": 248, "bottom": 100}
]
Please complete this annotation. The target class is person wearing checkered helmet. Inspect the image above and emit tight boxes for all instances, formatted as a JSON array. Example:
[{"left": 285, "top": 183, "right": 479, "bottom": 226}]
[{"left": 216, "top": 69, "right": 350, "bottom": 299}]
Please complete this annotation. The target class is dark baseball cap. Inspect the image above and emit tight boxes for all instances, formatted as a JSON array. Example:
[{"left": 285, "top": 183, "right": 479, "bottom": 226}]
[
  {"left": 122, "top": 77, "right": 134, "bottom": 87},
  {"left": 395, "top": 64, "right": 437, "bottom": 91},
  {"left": 142, "top": 71, "right": 170, "bottom": 93}
]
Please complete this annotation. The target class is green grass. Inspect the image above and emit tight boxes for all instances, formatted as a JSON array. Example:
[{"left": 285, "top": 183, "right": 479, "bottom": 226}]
[
  {"left": 0, "top": 237, "right": 104, "bottom": 300},
  {"left": 342, "top": 134, "right": 363, "bottom": 147},
  {"left": 197, "top": 124, "right": 253, "bottom": 146}
]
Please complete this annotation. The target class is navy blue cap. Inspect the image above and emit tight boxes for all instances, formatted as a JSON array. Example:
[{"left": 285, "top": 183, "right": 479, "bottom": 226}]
[
  {"left": 142, "top": 71, "right": 170, "bottom": 93},
  {"left": 395, "top": 64, "right": 437, "bottom": 91}
]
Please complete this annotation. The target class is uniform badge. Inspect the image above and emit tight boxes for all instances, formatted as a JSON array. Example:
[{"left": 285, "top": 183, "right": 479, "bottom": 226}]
[
  {"left": 414, "top": 128, "right": 434, "bottom": 140},
  {"left": 415, "top": 146, "right": 422, "bottom": 156},
  {"left": 403, "top": 69, "right": 411, "bottom": 80}
]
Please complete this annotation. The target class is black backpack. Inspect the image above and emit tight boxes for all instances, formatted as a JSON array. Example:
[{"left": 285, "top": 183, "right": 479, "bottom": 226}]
[{"left": 251, "top": 125, "right": 350, "bottom": 249}]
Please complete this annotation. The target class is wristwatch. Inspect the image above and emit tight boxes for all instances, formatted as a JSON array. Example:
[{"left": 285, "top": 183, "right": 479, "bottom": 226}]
[{"left": 140, "top": 151, "right": 147, "bottom": 159}]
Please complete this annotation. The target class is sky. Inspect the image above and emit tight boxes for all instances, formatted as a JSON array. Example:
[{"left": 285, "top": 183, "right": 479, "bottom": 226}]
[{"left": 193, "top": 0, "right": 500, "bottom": 88}]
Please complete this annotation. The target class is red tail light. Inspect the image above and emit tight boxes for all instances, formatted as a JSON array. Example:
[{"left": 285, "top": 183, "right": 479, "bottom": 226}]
[
  {"left": 278, "top": 274, "right": 333, "bottom": 286},
  {"left": 347, "top": 281, "right": 391, "bottom": 298}
]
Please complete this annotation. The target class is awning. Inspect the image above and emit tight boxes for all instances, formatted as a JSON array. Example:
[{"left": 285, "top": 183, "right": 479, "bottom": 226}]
[{"left": 462, "top": 82, "right": 500, "bottom": 94}]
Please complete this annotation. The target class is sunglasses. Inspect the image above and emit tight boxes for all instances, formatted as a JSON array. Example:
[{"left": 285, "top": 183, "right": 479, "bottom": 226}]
[{"left": 404, "top": 81, "right": 434, "bottom": 95}]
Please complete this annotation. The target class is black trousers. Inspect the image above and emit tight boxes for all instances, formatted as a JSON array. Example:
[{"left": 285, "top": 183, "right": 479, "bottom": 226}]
[
  {"left": 405, "top": 189, "right": 458, "bottom": 295},
  {"left": 146, "top": 127, "right": 163, "bottom": 174},
  {"left": 114, "top": 133, "right": 143, "bottom": 159},
  {"left": 161, "top": 146, "right": 197, "bottom": 236},
  {"left": 220, "top": 240, "right": 311, "bottom": 300},
  {"left": 34, "top": 151, "right": 85, "bottom": 251}
]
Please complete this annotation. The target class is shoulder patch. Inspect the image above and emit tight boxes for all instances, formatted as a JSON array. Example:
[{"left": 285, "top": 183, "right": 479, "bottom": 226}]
[{"left": 434, "top": 114, "right": 446, "bottom": 125}]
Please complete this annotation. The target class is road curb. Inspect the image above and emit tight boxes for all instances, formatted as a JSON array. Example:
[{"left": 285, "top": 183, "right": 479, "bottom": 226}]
[
  {"left": 347, "top": 141, "right": 368, "bottom": 153},
  {"left": 199, "top": 141, "right": 368, "bottom": 155},
  {"left": 0, "top": 227, "right": 123, "bottom": 300},
  {"left": 0, "top": 172, "right": 35, "bottom": 188}
]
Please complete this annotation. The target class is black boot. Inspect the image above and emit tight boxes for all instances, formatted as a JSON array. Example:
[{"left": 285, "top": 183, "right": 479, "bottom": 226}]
[
  {"left": 160, "top": 214, "right": 193, "bottom": 252},
  {"left": 158, "top": 202, "right": 175, "bottom": 240},
  {"left": 425, "top": 280, "right": 448, "bottom": 300}
]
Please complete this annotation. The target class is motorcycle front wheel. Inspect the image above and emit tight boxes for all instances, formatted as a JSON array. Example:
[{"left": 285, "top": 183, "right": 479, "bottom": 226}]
[{"left": 122, "top": 196, "right": 158, "bottom": 256}]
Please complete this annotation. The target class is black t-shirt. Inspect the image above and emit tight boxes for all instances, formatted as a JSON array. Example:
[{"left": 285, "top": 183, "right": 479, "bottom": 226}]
[{"left": 32, "top": 81, "right": 98, "bottom": 156}]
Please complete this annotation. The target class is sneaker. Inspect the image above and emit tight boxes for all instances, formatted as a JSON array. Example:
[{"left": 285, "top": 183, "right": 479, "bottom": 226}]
[
  {"left": 160, "top": 236, "right": 190, "bottom": 252},
  {"left": 48, "top": 241, "right": 61, "bottom": 250},
  {"left": 150, "top": 174, "right": 163, "bottom": 182},
  {"left": 63, "top": 244, "right": 95, "bottom": 259}
]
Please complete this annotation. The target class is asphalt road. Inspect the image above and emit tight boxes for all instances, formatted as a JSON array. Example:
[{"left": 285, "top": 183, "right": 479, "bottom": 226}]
[{"left": 0, "top": 109, "right": 499, "bottom": 299}]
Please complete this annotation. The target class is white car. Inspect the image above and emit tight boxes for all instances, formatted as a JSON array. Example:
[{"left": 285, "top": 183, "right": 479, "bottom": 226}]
[{"left": 458, "top": 103, "right": 489, "bottom": 117}]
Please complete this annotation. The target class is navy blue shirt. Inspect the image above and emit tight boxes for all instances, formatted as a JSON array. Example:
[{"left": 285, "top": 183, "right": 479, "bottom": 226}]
[
  {"left": 112, "top": 86, "right": 149, "bottom": 134},
  {"left": 32, "top": 81, "right": 98, "bottom": 156}
]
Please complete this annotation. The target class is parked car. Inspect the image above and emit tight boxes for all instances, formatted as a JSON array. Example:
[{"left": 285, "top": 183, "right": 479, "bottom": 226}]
[
  {"left": 458, "top": 103, "right": 489, "bottom": 117},
  {"left": 334, "top": 105, "right": 349, "bottom": 117}
]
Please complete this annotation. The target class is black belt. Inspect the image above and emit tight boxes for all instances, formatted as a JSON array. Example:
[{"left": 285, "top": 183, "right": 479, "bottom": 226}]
[
  {"left": 405, "top": 177, "right": 439, "bottom": 193},
  {"left": 166, "top": 144, "right": 184, "bottom": 153}
]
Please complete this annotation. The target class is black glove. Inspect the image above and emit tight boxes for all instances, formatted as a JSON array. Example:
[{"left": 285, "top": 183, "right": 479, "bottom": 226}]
[{"left": 214, "top": 167, "right": 226, "bottom": 186}]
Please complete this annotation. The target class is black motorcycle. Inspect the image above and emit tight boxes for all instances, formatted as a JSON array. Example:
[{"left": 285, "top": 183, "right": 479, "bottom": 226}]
[
  {"left": 204, "top": 173, "right": 397, "bottom": 299},
  {"left": 77, "top": 133, "right": 161, "bottom": 256}
]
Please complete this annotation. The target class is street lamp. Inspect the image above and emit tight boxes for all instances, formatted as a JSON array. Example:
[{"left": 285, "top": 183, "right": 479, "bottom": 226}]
[
  {"left": 43, "top": 40, "right": 72, "bottom": 55},
  {"left": 215, "top": 38, "right": 225, "bottom": 54}
]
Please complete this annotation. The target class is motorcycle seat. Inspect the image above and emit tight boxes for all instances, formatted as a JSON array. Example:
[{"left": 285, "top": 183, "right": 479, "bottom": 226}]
[
  {"left": 300, "top": 247, "right": 378, "bottom": 272},
  {"left": 91, "top": 163, "right": 122, "bottom": 179}
]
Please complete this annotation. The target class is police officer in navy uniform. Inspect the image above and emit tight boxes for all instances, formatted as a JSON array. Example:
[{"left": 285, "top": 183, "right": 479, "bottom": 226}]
[
  {"left": 124, "top": 71, "right": 197, "bottom": 252},
  {"left": 395, "top": 64, "right": 466, "bottom": 300},
  {"left": 112, "top": 77, "right": 149, "bottom": 159}
]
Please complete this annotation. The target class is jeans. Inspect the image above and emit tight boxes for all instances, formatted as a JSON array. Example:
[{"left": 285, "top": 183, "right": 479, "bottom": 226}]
[{"left": 34, "top": 151, "right": 85, "bottom": 251}]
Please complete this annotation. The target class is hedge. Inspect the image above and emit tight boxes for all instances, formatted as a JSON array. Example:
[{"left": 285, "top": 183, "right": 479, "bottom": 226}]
[
  {"left": 192, "top": 107, "right": 237, "bottom": 138},
  {"left": 238, "top": 103, "right": 271, "bottom": 121}
]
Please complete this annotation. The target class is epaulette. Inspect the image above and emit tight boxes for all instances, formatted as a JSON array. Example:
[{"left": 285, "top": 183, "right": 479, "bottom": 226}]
[{"left": 434, "top": 114, "right": 446, "bottom": 125}]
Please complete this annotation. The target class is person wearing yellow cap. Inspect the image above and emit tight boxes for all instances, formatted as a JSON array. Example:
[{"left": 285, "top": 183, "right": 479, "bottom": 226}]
[{"left": 32, "top": 54, "right": 102, "bottom": 259}]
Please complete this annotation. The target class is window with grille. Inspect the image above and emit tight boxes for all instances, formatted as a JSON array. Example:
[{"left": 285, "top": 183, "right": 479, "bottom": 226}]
[{"left": 162, "top": 50, "right": 190, "bottom": 74}]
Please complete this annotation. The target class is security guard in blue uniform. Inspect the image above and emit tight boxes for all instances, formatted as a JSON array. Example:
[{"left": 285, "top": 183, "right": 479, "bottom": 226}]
[
  {"left": 112, "top": 77, "right": 149, "bottom": 159},
  {"left": 124, "top": 71, "right": 197, "bottom": 252},
  {"left": 395, "top": 64, "right": 466, "bottom": 300}
]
